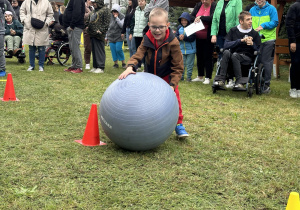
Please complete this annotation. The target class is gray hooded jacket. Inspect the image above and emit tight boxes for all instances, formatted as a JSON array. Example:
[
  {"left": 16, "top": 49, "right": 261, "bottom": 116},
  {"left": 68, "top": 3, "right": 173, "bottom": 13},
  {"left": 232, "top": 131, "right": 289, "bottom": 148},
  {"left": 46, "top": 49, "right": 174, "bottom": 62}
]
[{"left": 107, "top": 4, "right": 124, "bottom": 43}]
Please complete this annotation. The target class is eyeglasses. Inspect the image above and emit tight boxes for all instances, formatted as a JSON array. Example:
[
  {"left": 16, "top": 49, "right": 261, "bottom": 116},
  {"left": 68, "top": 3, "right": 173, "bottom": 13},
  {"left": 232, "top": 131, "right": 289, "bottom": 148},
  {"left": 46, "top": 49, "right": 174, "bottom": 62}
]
[{"left": 149, "top": 25, "right": 167, "bottom": 31}]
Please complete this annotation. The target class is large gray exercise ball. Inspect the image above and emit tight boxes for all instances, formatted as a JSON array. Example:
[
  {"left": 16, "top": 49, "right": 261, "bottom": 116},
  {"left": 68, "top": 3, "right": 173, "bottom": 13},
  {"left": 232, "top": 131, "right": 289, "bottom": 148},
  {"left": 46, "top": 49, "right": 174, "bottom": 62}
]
[{"left": 99, "top": 72, "right": 179, "bottom": 151}]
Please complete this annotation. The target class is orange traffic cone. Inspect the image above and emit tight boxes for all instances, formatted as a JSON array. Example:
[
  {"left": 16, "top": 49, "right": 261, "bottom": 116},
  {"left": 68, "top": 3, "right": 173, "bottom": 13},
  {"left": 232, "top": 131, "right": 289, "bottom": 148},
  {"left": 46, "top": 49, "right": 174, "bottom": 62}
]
[
  {"left": 1, "top": 73, "right": 19, "bottom": 101},
  {"left": 75, "top": 104, "right": 106, "bottom": 146},
  {"left": 286, "top": 192, "right": 300, "bottom": 210}
]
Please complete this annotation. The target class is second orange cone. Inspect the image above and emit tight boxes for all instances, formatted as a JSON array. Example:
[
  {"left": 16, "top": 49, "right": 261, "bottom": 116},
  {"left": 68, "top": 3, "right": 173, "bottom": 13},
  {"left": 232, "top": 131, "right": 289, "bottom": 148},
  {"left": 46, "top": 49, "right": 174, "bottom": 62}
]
[
  {"left": 75, "top": 104, "right": 106, "bottom": 146},
  {"left": 1, "top": 73, "right": 19, "bottom": 101}
]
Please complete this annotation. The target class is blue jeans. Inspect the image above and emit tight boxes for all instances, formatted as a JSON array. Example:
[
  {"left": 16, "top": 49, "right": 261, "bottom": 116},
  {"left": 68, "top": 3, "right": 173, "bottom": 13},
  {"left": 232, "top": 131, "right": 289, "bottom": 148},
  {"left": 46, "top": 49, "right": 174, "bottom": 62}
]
[
  {"left": 29, "top": 45, "right": 45, "bottom": 68},
  {"left": 109, "top": 41, "right": 125, "bottom": 62},
  {"left": 126, "top": 28, "right": 136, "bottom": 57},
  {"left": 182, "top": 53, "right": 195, "bottom": 80}
]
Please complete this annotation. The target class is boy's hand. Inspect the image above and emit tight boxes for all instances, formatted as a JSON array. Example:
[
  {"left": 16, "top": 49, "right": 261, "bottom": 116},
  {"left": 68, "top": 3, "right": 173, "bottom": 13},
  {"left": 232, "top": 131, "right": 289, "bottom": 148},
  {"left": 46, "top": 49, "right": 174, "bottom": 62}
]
[
  {"left": 121, "top": 34, "right": 124, "bottom": 39},
  {"left": 179, "top": 34, "right": 184, "bottom": 40},
  {"left": 118, "top": 66, "right": 136, "bottom": 80},
  {"left": 129, "top": 34, "right": 132, "bottom": 41}
]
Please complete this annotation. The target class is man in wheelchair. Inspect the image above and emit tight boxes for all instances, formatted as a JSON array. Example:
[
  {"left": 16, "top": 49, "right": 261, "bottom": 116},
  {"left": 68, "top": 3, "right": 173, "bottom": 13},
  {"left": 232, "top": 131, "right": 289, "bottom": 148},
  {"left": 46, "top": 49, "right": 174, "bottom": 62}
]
[{"left": 213, "top": 11, "right": 261, "bottom": 90}]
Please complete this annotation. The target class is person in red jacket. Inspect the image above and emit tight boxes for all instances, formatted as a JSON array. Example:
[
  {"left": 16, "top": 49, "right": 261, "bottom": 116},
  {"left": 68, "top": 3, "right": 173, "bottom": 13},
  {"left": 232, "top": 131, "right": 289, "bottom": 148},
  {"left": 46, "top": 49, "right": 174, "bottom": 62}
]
[{"left": 119, "top": 8, "right": 189, "bottom": 139}]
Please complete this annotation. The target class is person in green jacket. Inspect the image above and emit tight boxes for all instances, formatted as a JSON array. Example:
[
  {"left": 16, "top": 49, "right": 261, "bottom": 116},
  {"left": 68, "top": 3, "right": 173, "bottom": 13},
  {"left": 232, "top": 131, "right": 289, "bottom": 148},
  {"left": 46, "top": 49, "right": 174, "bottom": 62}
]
[
  {"left": 211, "top": 0, "right": 242, "bottom": 57},
  {"left": 4, "top": 11, "right": 23, "bottom": 56}
]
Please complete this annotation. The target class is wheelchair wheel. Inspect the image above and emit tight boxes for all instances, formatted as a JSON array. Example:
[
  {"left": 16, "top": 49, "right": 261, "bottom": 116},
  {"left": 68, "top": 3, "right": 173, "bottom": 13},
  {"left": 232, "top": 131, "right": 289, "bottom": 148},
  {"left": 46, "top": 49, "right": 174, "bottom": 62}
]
[
  {"left": 18, "top": 58, "right": 25, "bottom": 63},
  {"left": 212, "top": 86, "right": 217, "bottom": 94},
  {"left": 57, "top": 42, "right": 72, "bottom": 66},
  {"left": 247, "top": 87, "right": 253, "bottom": 98},
  {"left": 255, "top": 64, "right": 264, "bottom": 95},
  {"left": 45, "top": 47, "right": 57, "bottom": 65}
]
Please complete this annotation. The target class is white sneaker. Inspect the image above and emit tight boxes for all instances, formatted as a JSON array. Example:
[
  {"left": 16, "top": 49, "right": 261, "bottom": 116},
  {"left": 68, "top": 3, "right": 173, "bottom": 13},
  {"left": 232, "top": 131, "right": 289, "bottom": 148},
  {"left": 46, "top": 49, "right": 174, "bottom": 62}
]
[
  {"left": 89, "top": 68, "right": 96, "bottom": 73},
  {"left": 289, "top": 89, "right": 298, "bottom": 98},
  {"left": 85, "top": 64, "right": 90, "bottom": 70},
  {"left": 226, "top": 79, "right": 235, "bottom": 89},
  {"left": 192, "top": 77, "right": 204, "bottom": 82},
  {"left": 93, "top": 68, "right": 104, "bottom": 73},
  {"left": 39, "top": 66, "right": 44, "bottom": 72},
  {"left": 203, "top": 78, "right": 210, "bottom": 84},
  {"left": 27, "top": 66, "right": 34, "bottom": 71}
]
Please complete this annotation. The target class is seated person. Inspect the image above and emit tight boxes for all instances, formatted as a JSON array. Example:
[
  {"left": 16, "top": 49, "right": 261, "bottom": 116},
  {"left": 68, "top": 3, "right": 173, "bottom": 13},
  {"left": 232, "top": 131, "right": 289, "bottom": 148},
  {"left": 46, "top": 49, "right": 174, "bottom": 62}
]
[
  {"left": 213, "top": 11, "right": 261, "bottom": 89},
  {"left": 49, "top": 21, "right": 68, "bottom": 42},
  {"left": 4, "top": 11, "right": 23, "bottom": 56}
]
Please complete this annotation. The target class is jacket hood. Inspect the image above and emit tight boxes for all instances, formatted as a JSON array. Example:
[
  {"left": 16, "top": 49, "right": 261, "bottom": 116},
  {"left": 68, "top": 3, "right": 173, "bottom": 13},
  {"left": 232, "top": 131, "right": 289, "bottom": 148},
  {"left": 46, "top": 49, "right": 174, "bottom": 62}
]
[
  {"left": 94, "top": 0, "right": 104, "bottom": 10},
  {"left": 111, "top": 4, "right": 121, "bottom": 13},
  {"left": 178, "top": 12, "right": 191, "bottom": 25}
]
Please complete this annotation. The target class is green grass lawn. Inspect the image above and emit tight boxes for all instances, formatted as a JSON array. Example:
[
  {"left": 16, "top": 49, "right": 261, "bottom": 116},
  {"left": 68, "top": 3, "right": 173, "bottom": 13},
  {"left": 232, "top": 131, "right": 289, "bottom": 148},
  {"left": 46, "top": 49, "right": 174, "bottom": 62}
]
[{"left": 0, "top": 47, "right": 299, "bottom": 209}]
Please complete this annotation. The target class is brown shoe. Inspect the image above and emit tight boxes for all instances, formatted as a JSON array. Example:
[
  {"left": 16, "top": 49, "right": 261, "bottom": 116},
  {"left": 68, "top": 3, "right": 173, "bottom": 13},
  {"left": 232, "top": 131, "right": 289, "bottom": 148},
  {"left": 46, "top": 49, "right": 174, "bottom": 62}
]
[{"left": 13, "top": 48, "right": 22, "bottom": 56}]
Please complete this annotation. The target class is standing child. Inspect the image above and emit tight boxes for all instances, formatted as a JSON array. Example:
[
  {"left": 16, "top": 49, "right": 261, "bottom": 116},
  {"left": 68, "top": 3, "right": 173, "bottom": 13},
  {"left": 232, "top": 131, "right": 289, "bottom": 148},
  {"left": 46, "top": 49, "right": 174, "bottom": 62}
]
[
  {"left": 107, "top": 4, "right": 126, "bottom": 69},
  {"left": 119, "top": 8, "right": 189, "bottom": 139},
  {"left": 176, "top": 12, "right": 196, "bottom": 82},
  {"left": 129, "top": 0, "right": 148, "bottom": 69}
]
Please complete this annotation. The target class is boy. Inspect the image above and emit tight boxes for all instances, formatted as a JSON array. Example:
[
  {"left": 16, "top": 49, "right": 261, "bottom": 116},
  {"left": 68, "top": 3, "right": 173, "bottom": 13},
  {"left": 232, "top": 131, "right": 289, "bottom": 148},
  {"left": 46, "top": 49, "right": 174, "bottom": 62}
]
[
  {"left": 176, "top": 12, "right": 196, "bottom": 82},
  {"left": 119, "top": 8, "right": 189, "bottom": 139}
]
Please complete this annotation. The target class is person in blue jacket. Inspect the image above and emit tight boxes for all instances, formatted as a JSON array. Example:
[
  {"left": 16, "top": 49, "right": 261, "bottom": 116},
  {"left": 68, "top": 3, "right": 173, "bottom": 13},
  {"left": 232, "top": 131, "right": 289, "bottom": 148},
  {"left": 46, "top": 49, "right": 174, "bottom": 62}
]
[{"left": 176, "top": 12, "right": 196, "bottom": 82}]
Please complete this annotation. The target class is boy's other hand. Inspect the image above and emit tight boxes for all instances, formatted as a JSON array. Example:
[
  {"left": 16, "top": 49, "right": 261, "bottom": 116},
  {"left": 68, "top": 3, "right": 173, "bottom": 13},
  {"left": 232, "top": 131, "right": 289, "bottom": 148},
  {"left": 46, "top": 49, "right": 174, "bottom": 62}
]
[
  {"left": 179, "top": 34, "right": 184, "bottom": 40},
  {"left": 121, "top": 34, "right": 124, "bottom": 39},
  {"left": 118, "top": 67, "right": 136, "bottom": 80}
]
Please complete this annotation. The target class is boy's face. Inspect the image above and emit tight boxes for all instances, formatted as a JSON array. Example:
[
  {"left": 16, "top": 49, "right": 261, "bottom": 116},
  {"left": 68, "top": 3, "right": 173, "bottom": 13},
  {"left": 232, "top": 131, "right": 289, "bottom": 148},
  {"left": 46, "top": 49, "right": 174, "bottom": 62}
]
[
  {"left": 148, "top": 15, "right": 170, "bottom": 43},
  {"left": 5, "top": 14, "right": 12, "bottom": 22},
  {"left": 240, "top": 15, "right": 252, "bottom": 30},
  {"left": 181, "top": 18, "right": 188, "bottom": 27},
  {"left": 138, "top": 0, "right": 146, "bottom": 8}
]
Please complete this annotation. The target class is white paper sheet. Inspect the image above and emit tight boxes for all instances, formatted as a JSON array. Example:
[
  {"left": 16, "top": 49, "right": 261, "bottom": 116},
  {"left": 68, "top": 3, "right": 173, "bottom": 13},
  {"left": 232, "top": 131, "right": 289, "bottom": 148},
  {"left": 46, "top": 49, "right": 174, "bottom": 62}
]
[{"left": 185, "top": 21, "right": 205, "bottom": 37}]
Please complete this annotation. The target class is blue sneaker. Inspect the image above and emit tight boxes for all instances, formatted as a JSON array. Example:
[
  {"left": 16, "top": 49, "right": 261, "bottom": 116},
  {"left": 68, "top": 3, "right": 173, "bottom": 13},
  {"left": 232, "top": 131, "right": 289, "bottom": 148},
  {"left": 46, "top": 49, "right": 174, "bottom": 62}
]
[
  {"left": 175, "top": 124, "right": 189, "bottom": 138},
  {"left": 0, "top": 70, "right": 6, "bottom": 77}
]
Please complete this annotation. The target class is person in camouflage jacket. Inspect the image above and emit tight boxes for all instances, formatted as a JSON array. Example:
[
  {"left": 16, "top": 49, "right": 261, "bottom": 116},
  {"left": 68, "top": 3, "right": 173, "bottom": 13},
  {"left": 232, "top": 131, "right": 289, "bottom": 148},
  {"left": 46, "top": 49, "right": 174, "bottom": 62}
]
[{"left": 86, "top": 0, "right": 110, "bottom": 73}]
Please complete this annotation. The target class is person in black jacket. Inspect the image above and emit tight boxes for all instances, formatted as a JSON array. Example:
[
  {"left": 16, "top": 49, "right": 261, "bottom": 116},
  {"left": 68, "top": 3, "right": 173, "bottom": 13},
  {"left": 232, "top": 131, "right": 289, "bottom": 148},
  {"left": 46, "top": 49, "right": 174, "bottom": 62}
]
[
  {"left": 190, "top": 0, "right": 216, "bottom": 84},
  {"left": 63, "top": 0, "right": 85, "bottom": 73},
  {"left": 121, "top": 0, "right": 137, "bottom": 58},
  {"left": 286, "top": 0, "right": 300, "bottom": 98},
  {"left": 213, "top": 11, "right": 261, "bottom": 90}
]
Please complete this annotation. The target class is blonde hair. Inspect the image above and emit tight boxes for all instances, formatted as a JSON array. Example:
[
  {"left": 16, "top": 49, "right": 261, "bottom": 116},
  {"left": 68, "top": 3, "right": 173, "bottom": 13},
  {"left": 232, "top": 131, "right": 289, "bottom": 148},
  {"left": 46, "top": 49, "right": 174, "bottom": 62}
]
[{"left": 149, "top": 7, "right": 168, "bottom": 22}]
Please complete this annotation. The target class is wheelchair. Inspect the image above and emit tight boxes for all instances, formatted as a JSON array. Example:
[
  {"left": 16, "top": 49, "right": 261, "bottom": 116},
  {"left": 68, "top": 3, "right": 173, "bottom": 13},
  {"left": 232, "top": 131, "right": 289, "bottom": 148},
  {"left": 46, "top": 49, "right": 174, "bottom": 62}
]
[
  {"left": 212, "top": 49, "right": 266, "bottom": 97},
  {"left": 35, "top": 38, "right": 71, "bottom": 66},
  {"left": 5, "top": 39, "right": 26, "bottom": 64}
]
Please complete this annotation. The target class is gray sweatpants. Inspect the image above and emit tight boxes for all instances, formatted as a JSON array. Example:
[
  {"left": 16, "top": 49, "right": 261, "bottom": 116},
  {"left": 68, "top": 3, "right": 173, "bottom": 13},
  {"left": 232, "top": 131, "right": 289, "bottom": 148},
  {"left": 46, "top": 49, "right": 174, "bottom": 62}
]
[
  {"left": 259, "top": 40, "right": 275, "bottom": 86},
  {"left": 0, "top": 34, "right": 5, "bottom": 70},
  {"left": 67, "top": 27, "right": 83, "bottom": 69}
]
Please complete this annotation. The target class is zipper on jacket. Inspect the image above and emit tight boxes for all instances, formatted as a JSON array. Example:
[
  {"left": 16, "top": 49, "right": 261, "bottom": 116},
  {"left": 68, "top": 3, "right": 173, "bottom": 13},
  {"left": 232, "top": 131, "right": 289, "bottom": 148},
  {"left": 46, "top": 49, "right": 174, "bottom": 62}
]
[{"left": 154, "top": 42, "right": 168, "bottom": 75}]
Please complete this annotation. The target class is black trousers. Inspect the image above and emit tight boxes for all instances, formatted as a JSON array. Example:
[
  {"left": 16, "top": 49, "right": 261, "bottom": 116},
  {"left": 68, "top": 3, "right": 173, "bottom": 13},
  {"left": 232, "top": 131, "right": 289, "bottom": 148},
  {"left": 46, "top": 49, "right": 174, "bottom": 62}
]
[
  {"left": 196, "top": 38, "right": 214, "bottom": 79},
  {"left": 91, "top": 37, "right": 105, "bottom": 69},
  {"left": 290, "top": 41, "right": 300, "bottom": 90},
  {"left": 219, "top": 50, "right": 252, "bottom": 84}
]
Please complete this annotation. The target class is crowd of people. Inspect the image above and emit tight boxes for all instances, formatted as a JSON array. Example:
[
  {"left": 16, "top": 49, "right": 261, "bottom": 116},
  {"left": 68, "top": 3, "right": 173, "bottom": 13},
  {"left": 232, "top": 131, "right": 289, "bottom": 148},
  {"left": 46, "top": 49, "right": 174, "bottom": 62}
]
[{"left": 0, "top": 0, "right": 299, "bottom": 100}]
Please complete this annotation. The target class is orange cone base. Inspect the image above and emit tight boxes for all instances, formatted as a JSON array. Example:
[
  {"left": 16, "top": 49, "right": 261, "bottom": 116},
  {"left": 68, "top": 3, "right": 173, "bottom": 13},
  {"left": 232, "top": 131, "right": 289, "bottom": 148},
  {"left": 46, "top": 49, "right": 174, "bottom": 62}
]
[
  {"left": 75, "top": 139, "right": 107, "bottom": 146},
  {"left": 1, "top": 97, "right": 19, "bottom": 101}
]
